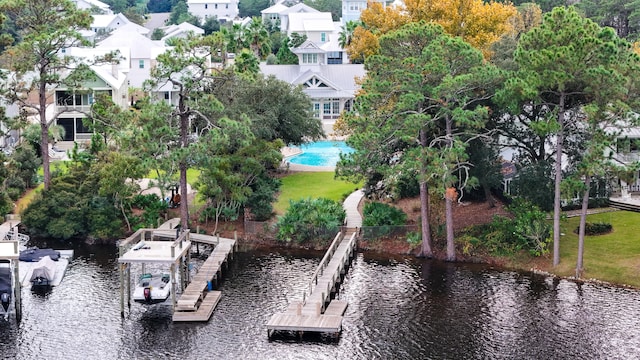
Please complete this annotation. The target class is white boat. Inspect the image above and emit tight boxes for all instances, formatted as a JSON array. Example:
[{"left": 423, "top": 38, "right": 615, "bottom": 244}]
[
  {"left": 133, "top": 273, "right": 171, "bottom": 304},
  {"left": 29, "top": 255, "right": 56, "bottom": 286}
]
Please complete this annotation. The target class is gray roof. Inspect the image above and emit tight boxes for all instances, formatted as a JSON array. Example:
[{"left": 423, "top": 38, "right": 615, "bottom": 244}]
[{"left": 259, "top": 64, "right": 366, "bottom": 99}]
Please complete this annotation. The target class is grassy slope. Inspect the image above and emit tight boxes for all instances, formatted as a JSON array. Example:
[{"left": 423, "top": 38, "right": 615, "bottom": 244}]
[
  {"left": 274, "top": 172, "right": 360, "bottom": 214},
  {"left": 514, "top": 210, "right": 640, "bottom": 288}
]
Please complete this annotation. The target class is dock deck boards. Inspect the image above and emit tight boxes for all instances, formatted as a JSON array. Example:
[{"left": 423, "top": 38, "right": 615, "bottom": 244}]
[
  {"left": 173, "top": 291, "right": 221, "bottom": 322},
  {"left": 172, "top": 235, "right": 235, "bottom": 322},
  {"left": 266, "top": 232, "right": 356, "bottom": 336}
]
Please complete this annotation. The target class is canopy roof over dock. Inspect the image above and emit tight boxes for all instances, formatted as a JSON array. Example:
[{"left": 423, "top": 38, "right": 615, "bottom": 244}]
[
  {"left": 118, "top": 240, "right": 191, "bottom": 264},
  {"left": 0, "top": 240, "right": 20, "bottom": 260}
]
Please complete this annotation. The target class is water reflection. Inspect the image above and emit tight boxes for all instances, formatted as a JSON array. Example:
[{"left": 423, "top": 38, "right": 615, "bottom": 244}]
[{"left": 0, "top": 242, "right": 639, "bottom": 359}]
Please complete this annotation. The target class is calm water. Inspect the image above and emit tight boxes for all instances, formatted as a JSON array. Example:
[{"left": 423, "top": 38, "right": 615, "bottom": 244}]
[
  {"left": 288, "top": 141, "right": 354, "bottom": 167},
  {"left": 1, "top": 240, "right": 640, "bottom": 359}
]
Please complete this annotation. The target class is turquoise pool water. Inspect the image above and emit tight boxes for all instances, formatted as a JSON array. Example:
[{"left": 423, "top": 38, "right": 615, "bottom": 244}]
[{"left": 288, "top": 141, "right": 354, "bottom": 167}]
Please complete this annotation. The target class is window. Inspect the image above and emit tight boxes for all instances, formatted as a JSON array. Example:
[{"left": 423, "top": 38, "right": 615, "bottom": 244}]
[
  {"left": 225, "top": 4, "right": 228, "bottom": 8},
  {"left": 312, "top": 103, "right": 320, "bottom": 118},
  {"left": 215, "top": 4, "right": 218, "bottom": 9},
  {"left": 164, "top": 92, "right": 170, "bottom": 100},
  {"left": 321, "top": 33, "right": 326, "bottom": 42},
  {"left": 57, "top": 118, "right": 75, "bottom": 141},
  {"left": 205, "top": 4, "right": 208, "bottom": 8},
  {"left": 76, "top": 118, "right": 91, "bottom": 134},
  {"left": 302, "top": 53, "right": 318, "bottom": 64},
  {"left": 344, "top": 99, "right": 352, "bottom": 112},
  {"left": 139, "top": 60, "right": 144, "bottom": 69},
  {"left": 323, "top": 103, "right": 331, "bottom": 115}
]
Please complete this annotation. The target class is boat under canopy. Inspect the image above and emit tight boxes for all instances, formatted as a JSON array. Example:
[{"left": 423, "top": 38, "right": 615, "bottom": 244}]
[{"left": 0, "top": 262, "right": 11, "bottom": 313}]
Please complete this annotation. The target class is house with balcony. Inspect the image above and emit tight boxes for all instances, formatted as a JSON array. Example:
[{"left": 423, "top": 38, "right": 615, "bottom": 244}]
[
  {"left": 259, "top": 40, "right": 365, "bottom": 136},
  {"left": 54, "top": 63, "right": 128, "bottom": 148}
]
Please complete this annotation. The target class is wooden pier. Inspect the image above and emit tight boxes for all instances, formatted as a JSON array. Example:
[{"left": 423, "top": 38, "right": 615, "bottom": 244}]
[
  {"left": 266, "top": 230, "right": 357, "bottom": 338},
  {"left": 173, "top": 233, "right": 236, "bottom": 322},
  {"left": 118, "top": 218, "right": 237, "bottom": 322}
]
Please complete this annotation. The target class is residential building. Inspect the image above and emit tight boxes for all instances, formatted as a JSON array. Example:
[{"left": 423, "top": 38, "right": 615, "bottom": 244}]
[
  {"left": 260, "top": 40, "right": 365, "bottom": 136},
  {"left": 91, "top": 13, "right": 132, "bottom": 35},
  {"left": 160, "top": 22, "right": 205, "bottom": 42},
  {"left": 342, "top": 0, "right": 387, "bottom": 25},
  {"left": 96, "top": 30, "right": 165, "bottom": 89},
  {"left": 54, "top": 63, "right": 128, "bottom": 146},
  {"left": 72, "top": 0, "right": 113, "bottom": 15},
  {"left": 187, "top": 0, "right": 239, "bottom": 23}
]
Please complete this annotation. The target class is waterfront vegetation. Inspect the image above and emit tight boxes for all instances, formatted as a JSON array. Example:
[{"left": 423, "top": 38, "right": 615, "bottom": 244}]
[
  {"left": 274, "top": 172, "right": 359, "bottom": 214},
  {"left": 3, "top": 0, "right": 640, "bottom": 288}
]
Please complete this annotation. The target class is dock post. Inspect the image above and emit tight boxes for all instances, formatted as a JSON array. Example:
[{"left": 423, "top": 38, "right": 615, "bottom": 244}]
[
  {"left": 126, "top": 264, "right": 131, "bottom": 309},
  {"left": 170, "top": 263, "right": 177, "bottom": 312},
  {"left": 119, "top": 263, "right": 125, "bottom": 318},
  {"left": 14, "top": 259, "right": 21, "bottom": 322}
]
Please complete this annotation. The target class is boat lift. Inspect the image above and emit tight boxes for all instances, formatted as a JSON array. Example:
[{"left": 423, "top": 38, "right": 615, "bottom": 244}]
[
  {"left": 0, "top": 240, "right": 22, "bottom": 322},
  {"left": 117, "top": 227, "right": 191, "bottom": 318}
]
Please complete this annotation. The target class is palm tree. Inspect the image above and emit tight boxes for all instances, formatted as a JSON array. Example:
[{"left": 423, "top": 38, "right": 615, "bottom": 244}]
[
  {"left": 244, "top": 17, "right": 271, "bottom": 59},
  {"left": 221, "top": 23, "right": 245, "bottom": 54},
  {"left": 339, "top": 20, "right": 360, "bottom": 48}
]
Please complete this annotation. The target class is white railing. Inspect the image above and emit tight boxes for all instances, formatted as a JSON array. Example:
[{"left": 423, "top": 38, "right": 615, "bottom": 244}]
[{"left": 5, "top": 229, "right": 29, "bottom": 244}]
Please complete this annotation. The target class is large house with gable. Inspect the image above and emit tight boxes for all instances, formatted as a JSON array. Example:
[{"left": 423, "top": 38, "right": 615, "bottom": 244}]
[{"left": 260, "top": 40, "right": 365, "bottom": 136}]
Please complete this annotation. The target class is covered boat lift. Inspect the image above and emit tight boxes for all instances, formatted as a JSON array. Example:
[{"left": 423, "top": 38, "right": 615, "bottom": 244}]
[
  {"left": 117, "top": 227, "right": 191, "bottom": 317},
  {"left": 0, "top": 240, "right": 21, "bottom": 321}
]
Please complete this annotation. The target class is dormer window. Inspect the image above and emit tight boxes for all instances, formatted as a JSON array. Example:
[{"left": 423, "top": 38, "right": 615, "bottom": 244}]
[
  {"left": 321, "top": 33, "right": 326, "bottom": 42},
  {"left": 302, "top": 53, "right": 318, "bottom": 64}
]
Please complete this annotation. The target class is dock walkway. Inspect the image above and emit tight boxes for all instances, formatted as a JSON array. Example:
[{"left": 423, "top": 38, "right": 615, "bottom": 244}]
[
  {"left": 266, "top": 231, "right": 357, "bottom": 337},
  {"left": 172, "top": 232, "right": 236, "bottom": 322}
]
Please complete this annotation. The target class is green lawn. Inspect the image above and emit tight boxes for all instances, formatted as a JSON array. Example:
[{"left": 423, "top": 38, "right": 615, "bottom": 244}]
[
  {"left": 274, "top": 172, "right": 361, "bottom": 214},
  {"left": 517, "top": 210, "right": 640, "bottom": 288}
]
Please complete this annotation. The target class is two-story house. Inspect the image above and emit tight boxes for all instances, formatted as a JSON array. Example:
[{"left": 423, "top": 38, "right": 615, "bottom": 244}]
[
  {"left": 53, "top": 62, "right": 128, "bottom": 147},
  {"left": 187, "top": 0, "right": 239, "bottom": 23},
  {"left": 260, "top": 40, "right": 365, "bottom": 136}
]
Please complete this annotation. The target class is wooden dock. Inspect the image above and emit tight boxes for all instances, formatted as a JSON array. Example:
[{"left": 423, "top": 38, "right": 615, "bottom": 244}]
[
  {"left": 266, "top": 231, "right": 357, "bottom": 338},
  {"left": 172, "top": 233, "right": 236, "bottom": 322}
]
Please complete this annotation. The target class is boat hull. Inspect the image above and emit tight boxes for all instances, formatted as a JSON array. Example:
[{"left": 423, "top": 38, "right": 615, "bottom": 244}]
[{"left": 133, "top": 273, "right": 171, "bottom": 304}]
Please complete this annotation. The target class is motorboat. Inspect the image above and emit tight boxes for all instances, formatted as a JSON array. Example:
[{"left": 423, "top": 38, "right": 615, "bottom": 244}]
[
  {"left": 19, "top": 248, "right": 60, "bottom": 262},
  {"left": 0, "top": 260, "right": 11, "bottom": 314},
  {"left": 133, "top": 273, "right": 171, "bottom": 304},
  {"left": 29, "top": 255, "right": 56, "bottom": 286}
]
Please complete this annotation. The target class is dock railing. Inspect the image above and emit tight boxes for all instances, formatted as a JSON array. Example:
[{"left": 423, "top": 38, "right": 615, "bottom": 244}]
[{"left": 303, "top": 231, "right": 344, "bottom": 305}]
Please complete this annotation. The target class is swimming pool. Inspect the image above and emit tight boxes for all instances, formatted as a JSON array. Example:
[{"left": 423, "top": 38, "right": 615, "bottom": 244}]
[{"left": 287, "top": 141, "right": 354, "bottom": 167}]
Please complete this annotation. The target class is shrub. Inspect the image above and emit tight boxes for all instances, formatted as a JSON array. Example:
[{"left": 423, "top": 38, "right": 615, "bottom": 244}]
[
  {"left": 574, "top": 222, "right": 612, "bottom": 236},
  {"left": 276, "top": 197, "right": 345, "bottom": 244},
  {"left": 362, "top": 202, "right": 407, "bottom": 226},
  {"left": 461, "top": 199, "right": 551, "bottom": 256}
]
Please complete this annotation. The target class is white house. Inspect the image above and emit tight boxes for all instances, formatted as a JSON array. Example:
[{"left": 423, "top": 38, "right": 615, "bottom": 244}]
[
  {"left": 260, "top": 40, "right": 365, "bottom": 136},
  {"left": 160, "top": 22, "right": 205, "bottom": 42},
  {"left": 72, "top": 0, "right": 113, "bottom": 15},
  {"left": 260, "top": 2, "right": 288, "bottom": 27},
  {"left": 278, "top": 3, "right": 320, "bottom": 34},
  {"left": 187, "top": 0, "right": 239, "bottom": 23},
  {"left": 286, "top": 12, "right": 335, "bottom": 43},
  {"left": 91, "top": 13, "right": 132, "bottom": 34},
  {"left": 96, "top": 28, "right": 168, "bottom": 89}
]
